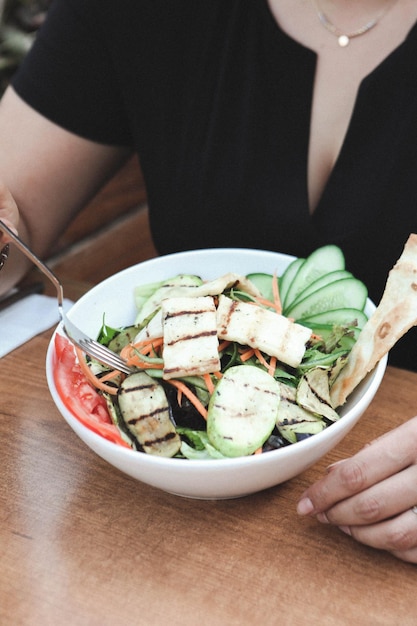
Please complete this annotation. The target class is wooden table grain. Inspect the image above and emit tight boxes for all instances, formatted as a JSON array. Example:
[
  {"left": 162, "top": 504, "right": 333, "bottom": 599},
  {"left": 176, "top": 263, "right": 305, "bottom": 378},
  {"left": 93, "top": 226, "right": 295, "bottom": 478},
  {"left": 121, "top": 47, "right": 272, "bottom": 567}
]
[{"left": 2, "top": 294, "right": 417, "bottom": 624}]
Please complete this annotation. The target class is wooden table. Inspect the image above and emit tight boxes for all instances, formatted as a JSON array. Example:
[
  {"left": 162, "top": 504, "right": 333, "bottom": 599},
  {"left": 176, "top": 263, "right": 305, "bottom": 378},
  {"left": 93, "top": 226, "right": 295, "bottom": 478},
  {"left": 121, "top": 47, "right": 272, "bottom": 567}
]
[{"left": 2, "top": 286, "right": 417, "bottom": 625}]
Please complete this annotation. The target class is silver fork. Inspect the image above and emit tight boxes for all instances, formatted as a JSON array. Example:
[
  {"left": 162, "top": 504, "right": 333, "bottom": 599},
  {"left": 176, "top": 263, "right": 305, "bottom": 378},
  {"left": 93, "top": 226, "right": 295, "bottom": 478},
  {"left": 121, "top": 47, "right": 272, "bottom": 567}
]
[{"left": 0, "top": 219, "right": 133, "bottom": 374}]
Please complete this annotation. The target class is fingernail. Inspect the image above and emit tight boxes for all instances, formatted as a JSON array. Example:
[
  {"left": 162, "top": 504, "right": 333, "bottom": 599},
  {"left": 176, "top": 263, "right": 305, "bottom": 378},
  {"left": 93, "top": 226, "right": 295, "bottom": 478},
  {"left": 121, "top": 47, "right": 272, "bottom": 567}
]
[
  {"left": 297, "top": 497, "right": 314, "bottom": 516},
  {"left": 317, "top": 512, "right": 329, "bottom": 524},
  {"left": 338, "top": 525, "right": 351, "bottom": 536}
]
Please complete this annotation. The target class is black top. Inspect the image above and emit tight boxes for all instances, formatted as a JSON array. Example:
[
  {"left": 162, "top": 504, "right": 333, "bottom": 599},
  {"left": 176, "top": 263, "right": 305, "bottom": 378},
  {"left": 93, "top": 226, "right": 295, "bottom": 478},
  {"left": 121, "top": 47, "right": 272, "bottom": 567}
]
[{"left": 12, "top": 0, "right": 417, "bottom": 369}]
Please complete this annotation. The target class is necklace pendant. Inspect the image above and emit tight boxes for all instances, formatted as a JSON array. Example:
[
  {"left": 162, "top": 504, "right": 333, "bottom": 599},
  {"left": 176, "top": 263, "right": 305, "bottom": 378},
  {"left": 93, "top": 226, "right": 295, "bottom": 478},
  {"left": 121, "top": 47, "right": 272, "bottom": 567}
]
[{"left": 338, "top": 34, "right": 350, "bottom": 47}]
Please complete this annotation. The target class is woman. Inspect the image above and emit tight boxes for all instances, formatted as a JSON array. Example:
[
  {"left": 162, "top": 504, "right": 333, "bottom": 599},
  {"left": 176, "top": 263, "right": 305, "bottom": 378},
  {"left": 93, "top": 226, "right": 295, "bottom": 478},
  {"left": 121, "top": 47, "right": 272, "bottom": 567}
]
[{"left": 1, "top": 0, "right": 417, "bottom": 562}]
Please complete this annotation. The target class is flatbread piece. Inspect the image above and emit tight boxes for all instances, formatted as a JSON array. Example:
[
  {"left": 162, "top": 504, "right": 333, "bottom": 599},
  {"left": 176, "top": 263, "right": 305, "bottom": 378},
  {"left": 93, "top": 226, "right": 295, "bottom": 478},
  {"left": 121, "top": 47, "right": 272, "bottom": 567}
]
[{"left": 331, "top": 233, "right": 417, "bottom": 407}]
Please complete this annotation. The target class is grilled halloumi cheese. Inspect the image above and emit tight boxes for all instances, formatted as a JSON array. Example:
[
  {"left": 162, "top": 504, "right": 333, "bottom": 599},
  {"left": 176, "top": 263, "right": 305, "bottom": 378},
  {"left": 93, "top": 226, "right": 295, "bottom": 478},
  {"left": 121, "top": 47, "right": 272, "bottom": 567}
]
[
  {"left": 216, "top": 294, "right": 312, "bottom": 368},
  {"left": 188, "top": 272, "right": 261, "bottom": 299},
  {"left": 135, "top": 273, "right": 261, "bottom": 326},
  {"left": 162, "top": 296, "right": 220, "bottom": 379},
  {"left": 134, "top": 273, "right": 262, "bottom": 344}
]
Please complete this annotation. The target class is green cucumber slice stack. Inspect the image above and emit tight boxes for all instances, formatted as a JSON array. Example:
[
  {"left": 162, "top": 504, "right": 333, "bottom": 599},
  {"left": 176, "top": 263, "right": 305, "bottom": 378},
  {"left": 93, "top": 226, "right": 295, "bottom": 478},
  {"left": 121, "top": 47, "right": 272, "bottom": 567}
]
[
  {"left": 278, "top": 257, "right": 304, "bottom": 310},
  {"left": 247, "top": 245, "right": 368, "bottom": 334},
  {"left": 283, "top": 245, "right": 346, "bottom": 311}
]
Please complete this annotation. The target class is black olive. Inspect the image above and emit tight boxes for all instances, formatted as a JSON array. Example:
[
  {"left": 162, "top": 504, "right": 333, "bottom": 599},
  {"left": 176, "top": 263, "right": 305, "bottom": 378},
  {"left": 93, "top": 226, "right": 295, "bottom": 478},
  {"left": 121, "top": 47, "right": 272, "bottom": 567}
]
[
  {"left": 263, "top": 432, "right": 289, "bottom": 451},
  {"left": 161, "top": 381, "right": 207, "bottom": 431}
]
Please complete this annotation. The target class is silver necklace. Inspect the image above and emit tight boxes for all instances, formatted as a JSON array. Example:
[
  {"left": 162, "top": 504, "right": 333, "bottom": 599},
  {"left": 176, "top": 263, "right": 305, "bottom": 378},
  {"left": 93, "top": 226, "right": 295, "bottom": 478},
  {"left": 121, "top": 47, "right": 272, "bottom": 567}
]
[{"left": 311, "top": 0, "right": 397, "bottom": 47}]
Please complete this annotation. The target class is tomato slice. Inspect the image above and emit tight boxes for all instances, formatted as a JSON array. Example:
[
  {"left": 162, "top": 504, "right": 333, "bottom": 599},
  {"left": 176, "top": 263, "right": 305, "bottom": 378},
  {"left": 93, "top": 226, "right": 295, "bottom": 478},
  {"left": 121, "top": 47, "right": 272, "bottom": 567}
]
[{"left": 53, "top": 334, "right": 130, "bottom": 447}]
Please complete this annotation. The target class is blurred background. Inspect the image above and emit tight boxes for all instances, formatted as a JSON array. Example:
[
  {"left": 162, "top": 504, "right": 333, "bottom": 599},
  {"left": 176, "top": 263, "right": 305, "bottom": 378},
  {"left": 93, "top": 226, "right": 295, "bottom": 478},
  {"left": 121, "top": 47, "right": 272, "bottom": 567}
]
[{"left": 0, "top": 0, "right": 154, "bottom": 284}]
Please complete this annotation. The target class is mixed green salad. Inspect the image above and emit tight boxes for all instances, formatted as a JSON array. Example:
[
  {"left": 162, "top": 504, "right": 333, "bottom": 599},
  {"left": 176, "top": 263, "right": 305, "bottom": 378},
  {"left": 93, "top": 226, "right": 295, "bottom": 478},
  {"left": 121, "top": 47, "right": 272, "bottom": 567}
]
[{"left": 54, "top": 244, "right": 369, "bottom": 459}]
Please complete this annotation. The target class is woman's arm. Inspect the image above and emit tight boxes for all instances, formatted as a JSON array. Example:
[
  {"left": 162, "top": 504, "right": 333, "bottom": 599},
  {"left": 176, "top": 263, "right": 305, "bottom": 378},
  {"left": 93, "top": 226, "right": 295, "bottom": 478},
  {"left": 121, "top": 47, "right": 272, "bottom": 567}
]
[{"left": 0, "top": 86, "right": 132, "bottom": 293}]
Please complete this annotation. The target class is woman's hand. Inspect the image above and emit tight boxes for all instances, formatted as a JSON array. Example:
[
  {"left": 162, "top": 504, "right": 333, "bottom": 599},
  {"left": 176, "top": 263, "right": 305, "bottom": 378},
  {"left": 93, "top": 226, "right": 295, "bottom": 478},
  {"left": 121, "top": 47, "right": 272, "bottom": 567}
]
[
  {"left": 0, "top": 180, "right": 19, "bottom": 245},
  {"left": 297, "top": 416, "right": 417, "bottom": 563},
  {"left": 0, "top": 181, "right": 25, "bottom": 294}
]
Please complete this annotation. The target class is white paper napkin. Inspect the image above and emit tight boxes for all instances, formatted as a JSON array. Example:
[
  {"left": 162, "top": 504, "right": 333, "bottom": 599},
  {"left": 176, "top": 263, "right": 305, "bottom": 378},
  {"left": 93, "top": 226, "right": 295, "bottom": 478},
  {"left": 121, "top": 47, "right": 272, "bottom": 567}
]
[{"left": 0, "top": 293, "right": 73, "bottom": 357}]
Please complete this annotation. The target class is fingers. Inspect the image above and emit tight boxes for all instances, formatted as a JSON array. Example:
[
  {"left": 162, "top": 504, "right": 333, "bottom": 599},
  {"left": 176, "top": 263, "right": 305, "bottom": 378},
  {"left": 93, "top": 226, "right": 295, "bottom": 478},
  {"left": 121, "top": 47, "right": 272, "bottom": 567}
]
[
  {"left": 314, "top": 464, "right": 417, "bottom": 526},
  {"left": 340, "top": 508, "right": 417, "bottom": 564},
  {"left": 0, "top": 242, "right": 9, "bottom": 271},
  {"left": 297, "top": 416, "right": 417, "bottom": 516},
  {"left": 297, "top": 417, "right": 417, "bottom": 562},
  {"left": 0, "top": 180, "right": 19, "bottom": 244}
]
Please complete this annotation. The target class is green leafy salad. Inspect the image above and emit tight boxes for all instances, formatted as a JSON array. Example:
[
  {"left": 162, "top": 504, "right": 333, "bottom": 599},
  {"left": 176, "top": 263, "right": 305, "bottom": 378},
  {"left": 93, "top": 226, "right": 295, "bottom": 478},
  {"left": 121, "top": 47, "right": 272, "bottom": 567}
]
[{"left": 65, "top": 244, "right": 369, "bottom": 459}]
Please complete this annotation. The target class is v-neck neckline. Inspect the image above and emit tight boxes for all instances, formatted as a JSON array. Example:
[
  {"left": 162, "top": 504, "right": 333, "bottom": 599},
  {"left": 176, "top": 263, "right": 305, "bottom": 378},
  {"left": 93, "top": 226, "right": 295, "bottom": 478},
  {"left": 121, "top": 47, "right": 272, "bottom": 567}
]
[{"left": 261, "top": 0, "right": 417, "bottom": 218}]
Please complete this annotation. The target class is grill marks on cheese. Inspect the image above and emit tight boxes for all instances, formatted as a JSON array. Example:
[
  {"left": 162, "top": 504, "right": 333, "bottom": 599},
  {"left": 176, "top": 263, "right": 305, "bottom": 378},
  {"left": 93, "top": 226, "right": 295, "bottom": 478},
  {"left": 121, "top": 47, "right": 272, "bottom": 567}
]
[
  {"left": 134, "top": 274, "right": 313, "bottom": 380},
  {"left": 162, "top": 296, "right": 220, "bottom": 379},
  {"left": 216, "top": 295, "right": 312, "bottom": 369}
]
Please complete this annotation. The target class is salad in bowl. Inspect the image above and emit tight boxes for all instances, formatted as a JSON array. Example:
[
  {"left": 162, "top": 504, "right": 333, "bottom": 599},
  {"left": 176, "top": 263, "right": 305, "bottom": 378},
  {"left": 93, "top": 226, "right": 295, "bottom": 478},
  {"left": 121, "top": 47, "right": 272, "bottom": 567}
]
[{"left": 46, "top": 246, "right": 389, "bottom": 498}]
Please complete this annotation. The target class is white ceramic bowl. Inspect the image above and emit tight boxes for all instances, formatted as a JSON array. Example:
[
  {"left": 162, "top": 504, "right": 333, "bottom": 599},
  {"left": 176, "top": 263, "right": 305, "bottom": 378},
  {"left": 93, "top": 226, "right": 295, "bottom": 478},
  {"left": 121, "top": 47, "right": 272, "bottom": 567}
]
[{"left": 46, "top": 248, "right": 387, "bottom": 499}]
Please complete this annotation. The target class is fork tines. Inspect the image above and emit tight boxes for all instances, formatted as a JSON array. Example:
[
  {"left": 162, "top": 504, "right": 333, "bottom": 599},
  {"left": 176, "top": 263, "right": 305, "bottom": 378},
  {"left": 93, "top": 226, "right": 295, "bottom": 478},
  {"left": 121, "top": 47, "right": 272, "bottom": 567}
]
[{"left": 78, "top": 338, "right": 133, "bottom": 375}]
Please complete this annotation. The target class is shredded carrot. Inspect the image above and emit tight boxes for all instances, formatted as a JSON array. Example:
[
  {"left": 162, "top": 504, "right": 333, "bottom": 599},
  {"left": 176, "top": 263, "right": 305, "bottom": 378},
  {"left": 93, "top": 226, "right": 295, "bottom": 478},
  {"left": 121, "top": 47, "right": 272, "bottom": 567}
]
[
  {"left": 119, "top": 342, "right": 164, "bottom": 369},
  {"left": 267, "top": 355, "right": 277, "bottom": 377},
  {"left": 239, "top": 347, "right": 255, "bottom": 362},
  {"left": 119, "top": 343, "right": 134, "bottom": 361},
  {"left": 75, "top": 347, "right": 119, "bottom": 396},
  {"left": 100, "top": 369, "right": 123, "bottom": 383},
  {"left": 254, "top": 446, "right": 263, "bottom": 455},
  {"left": 311, "top": 333, "right": 323, "bottom": 341},
  {"left": 218, "top": 340, "right": 231, "bottom": 352},
  {"left": 253, "top": 295, "right": 281, "bottom": 313},
  {"left": 166, "top": 379, "right": 208, "bottom": 420},
  {"left": 240, "top": 346, "right": 276, "bottom": 375},
  {"left": 250, "top": 275, "right": 282, "bottom": 313},
  {"left": 120, "top": 336, "right": 164, "bottom": 359},
  {"left": 212, "top": 370, "right": 223, "bottom": 380},
  {"left": 126, "top": 355, "right": 163, "bottom": 369},
  {"left": 203, "top": 372, "right": 215, "bottom": 395},
  {"left": 136, "top": 336, "right": 164, "bottom": 355},
  {"left": 272, "top": 270, "right": 282, "bottom": 314},
  {"left": 254, "top": 348, "right": 270, "bottom": 370}
]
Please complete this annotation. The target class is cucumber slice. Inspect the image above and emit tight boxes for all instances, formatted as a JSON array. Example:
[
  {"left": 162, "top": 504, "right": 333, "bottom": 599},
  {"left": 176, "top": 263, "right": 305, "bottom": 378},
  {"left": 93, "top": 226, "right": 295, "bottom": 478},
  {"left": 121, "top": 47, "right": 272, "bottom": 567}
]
[
  {"left": 287, "top": 278, "right": 368, "bottom": 321},
  {"left": 283, "top": 245, "right": 345, "bottom": 313},
  {"left": 299, "top": 308, "right": 368, "bottom": 330},
  {"left": 279, "top": 257, "right": 305, "bottom": 309},
  {"left": 107, "top": 325, "right": 140, "bottom": 353},
  {"left": 286, "top": 270, "right": 352, "bottom": 311},
  {"left": 134, "top": 279, "right": 165, "bottom": 311},
  {"left": 207, "top": 365, "right": 280, "bottom": 457},
  {"left": 246, "top": 272, "right": 276, "bottom": 302}
]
